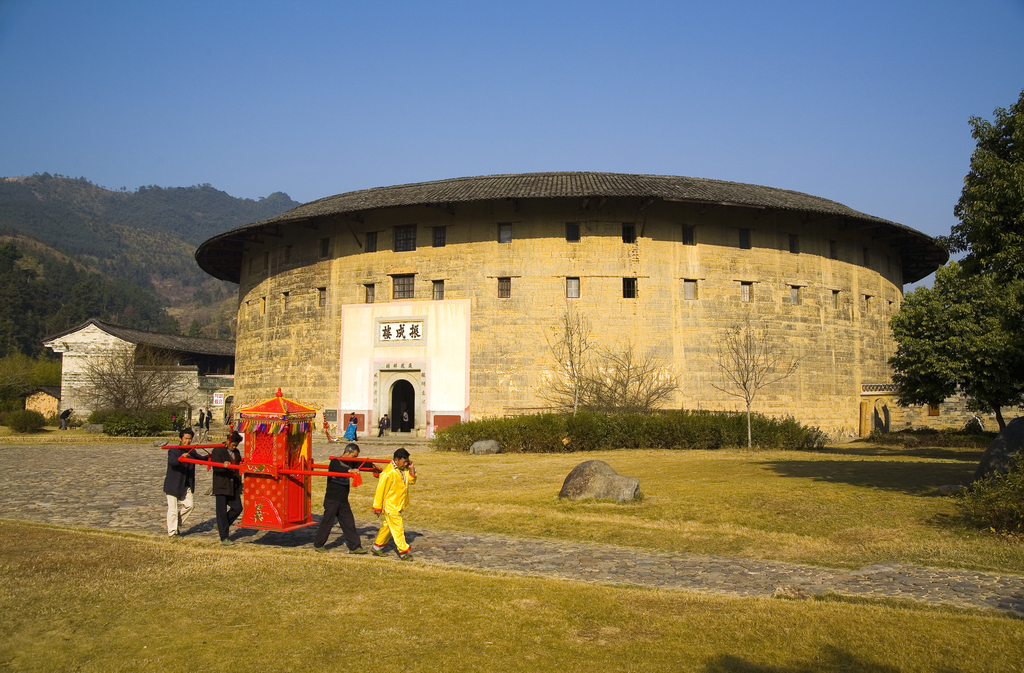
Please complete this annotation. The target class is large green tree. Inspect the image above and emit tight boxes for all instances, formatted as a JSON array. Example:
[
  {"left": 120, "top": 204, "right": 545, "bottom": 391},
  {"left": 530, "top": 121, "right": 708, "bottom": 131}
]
[
  {"left": 944, "top": 89, "right": 1024, "bottom": 282},
  {"left": 890, "top": 262, "right": 1024, "bottom": 431}
]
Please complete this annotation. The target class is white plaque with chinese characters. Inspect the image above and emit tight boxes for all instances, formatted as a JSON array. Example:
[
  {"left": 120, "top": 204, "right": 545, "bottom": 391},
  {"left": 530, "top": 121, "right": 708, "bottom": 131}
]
[{"left": 379, "top": 321, "right": 423, "bottom": 342}]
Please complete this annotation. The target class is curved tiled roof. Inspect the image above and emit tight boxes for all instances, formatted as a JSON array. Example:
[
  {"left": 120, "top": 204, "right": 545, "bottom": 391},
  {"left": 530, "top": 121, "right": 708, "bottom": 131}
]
[
  {"left": 43, "top": 319, "right": 235, "bottom": 357},
  {"left": 196, "top": 172, "right": 947, "bottom": 283}
]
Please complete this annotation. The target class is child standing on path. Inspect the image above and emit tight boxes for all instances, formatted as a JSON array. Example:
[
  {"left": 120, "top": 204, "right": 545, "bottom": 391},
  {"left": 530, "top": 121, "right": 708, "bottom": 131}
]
[{"left": 371, "top": 448, "right": 417, "bottom": 561}]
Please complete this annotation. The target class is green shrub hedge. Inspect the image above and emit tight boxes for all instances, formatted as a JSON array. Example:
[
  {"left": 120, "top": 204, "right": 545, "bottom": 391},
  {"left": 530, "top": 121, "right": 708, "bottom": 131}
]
[
  {"left": 4, "top": 409, "right": 46, "bottom": 433},
  {"left": 96, "top": 407, "right": 178, "bottom": 437},
  {"left": 431, "top": 410, "right": 825, "bottom": 453},
  {"left": 958, "top": 455, "right": 1024, "bottom": 534}
]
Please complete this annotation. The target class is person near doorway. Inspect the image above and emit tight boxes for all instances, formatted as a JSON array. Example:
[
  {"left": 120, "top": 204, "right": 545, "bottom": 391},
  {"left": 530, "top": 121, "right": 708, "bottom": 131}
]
[
  {"left": 378, "top": 414, "right": 390, "bottom": 437},
  {"left": 343, "top": 416, "right": 358, "bottom": 441},
  {"left": 401, "top": 410, "right": 410, "bottom": 432},
  {"left": 371, "top": 448, "right": 417, "bottom": 561}
]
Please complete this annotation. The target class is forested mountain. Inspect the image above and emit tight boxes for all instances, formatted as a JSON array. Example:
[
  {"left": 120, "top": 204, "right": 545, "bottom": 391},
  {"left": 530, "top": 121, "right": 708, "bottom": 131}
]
[{"left": 0, "top": 174, "right": 301, "bottom": 357}]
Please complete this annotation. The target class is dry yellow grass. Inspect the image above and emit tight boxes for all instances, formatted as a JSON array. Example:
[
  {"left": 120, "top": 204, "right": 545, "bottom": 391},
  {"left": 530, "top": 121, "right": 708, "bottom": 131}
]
[
  {"left": 330, "top": 445, "right": 1024, "bottom": 573},
  {"left": 1, "top": 521, "right": 1022, "bottom": 673}
]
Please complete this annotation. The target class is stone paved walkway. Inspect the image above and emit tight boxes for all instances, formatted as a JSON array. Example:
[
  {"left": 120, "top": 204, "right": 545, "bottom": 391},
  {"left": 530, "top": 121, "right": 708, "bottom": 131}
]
[{"left": 2, "top": 442, "right": 1023, "bottom": 616}]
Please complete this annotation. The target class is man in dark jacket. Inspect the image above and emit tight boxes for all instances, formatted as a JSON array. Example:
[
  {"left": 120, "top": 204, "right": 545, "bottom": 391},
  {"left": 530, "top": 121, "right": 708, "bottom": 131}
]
[
  {"left": 313, "top": 443, "right": 369, "bottom": 554},
  {"left": 211, "top": 431, "right": 244, "bottom": 545},
  {"left": 163, "top": 428, "right": 207, "bottom": 538}
]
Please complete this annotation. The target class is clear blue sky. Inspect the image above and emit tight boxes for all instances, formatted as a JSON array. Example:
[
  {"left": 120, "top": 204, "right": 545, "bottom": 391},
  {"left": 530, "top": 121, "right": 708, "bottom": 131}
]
[{"left": 1, "top": 0, "right": 1022, "bottom": 254}]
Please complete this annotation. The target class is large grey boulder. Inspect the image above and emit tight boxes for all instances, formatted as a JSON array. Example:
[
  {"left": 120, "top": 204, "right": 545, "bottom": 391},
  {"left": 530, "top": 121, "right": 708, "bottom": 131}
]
[
  {"left": 82, "top": 423, "right": 104, "bottom": 434},
  {"left": 974, "top": 416, "right": 1024, "bottom": 481},
  {"left": 469, "top": 440, "right": 501, "bottom": 455},
  {"left": 558, "top": 460, "right": 640, "bottom": 503}
]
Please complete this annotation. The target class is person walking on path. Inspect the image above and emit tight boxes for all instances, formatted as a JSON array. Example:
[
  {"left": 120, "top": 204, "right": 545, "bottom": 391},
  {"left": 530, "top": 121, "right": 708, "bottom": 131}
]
[
  {"left": 198, "top": 408, "right": 206, "bottom": 430},
  {"left": 59, "top": 407, "right": 73, "bottom": 430},
  {"left": 371, "top": 448, "right": 417, "bottom": 561},
  {"left": 313, "top": 442, "right": 373, "bottom": 554},
  {"left": 163, "top": 428, "right": 208, "bottom": 538},
  {"left": 378, "top": 414, "right": 390, "bottom": 437},
  {"left": 204, "top": 409, "right": 211, "bottom": 432},
  {"left": 211, "top": 431, "right": 243, "bottom": 545}
]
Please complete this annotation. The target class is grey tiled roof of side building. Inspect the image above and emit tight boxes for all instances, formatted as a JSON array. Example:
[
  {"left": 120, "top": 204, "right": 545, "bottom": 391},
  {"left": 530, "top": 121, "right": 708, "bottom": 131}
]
[{"left": 44, "top": 319, "right": 235, "bottom": 357}]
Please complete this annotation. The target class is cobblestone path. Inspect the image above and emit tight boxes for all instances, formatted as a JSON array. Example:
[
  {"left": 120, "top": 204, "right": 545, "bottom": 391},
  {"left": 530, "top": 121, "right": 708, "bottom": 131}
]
[{"left": 2, "top": 442, "right": 1022, "bottom": 616}]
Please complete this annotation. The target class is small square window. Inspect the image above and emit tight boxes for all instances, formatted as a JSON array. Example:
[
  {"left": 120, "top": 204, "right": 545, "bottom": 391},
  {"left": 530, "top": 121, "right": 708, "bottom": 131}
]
[
  {"left": 789, "top": 234, "right": 799, "bottom": 254},
  {"left": 739, "top": 229, "right": 751, "bottom": 250},
  {"left": 365, "top": 232, "right": 377, "bottom": 253},
  {"left": 318, "top": 287, "right": 327, "bottom": 308},
  {"left": 498, "top": 223, "right": 512, "bottom": 244},
  {"left": 829, "top": 240, "right": 838, "bottom": 260},
  {"left": 622, "top": 277, "right": 637, "bottom": 299},
  {"left": 433, "top": 227, "right": 446, "bottom": 248},
  {"left": 319, "top": 238, "right": 330, "bottom": 259},
  {"left": 790, "top": 285, "right": 800, "bottom": 305},
  {"left": 622, "top": 223, "right": 636, "bottom": 244},
  {"left": 928, "top": 403, "right": 940, "bottom": 417},
  {"left": 365, "top": 284, "right": 375, "bottom": 304},
  {"left": 683, "top": 279, "right": 698, "bottom": 300},
  {"left": 394, "top": 225, "right": 417, "bottom": 252},
  {"left": 863, "top": 294, "right": 873, "bottom": 312},
  {"left": 282, "top": 291, "right": 290, "bottom": 309},
  {"left": 260, "top": 296, "right": 266, "bottom": 315},
  {"left": 741, "top": 282, "right": 753, "bottom": 303},
  {"left": 566, "top": 222, "right": 580, "bottom": 242},
  {"left": 393, "top": 275, "right": 414, "bottom": 300},
  {"left": 566, "top": 277, "right": 580, "bottom": 299},
  {"left": 433, "top": 280, "right": 444, "bottom": 300},
  {"left": 498, "top": 277, "right": 511, "bottom": 298},
  {"left": 831, "top": 290, "right": 840, "bottom": 309},
  {"left": 682, "top": 225, "right": 695, "bottom": 246}
]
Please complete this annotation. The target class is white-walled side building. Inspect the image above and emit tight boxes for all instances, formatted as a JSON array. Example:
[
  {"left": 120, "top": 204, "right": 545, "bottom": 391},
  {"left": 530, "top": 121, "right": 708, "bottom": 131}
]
[{"left": 44, "top": 319, "right": 236, "bottom": 423}]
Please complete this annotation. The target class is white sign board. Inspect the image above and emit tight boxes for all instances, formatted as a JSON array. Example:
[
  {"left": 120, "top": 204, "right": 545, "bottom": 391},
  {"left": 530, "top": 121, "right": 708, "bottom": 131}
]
[
  {"left": 213, "top": 393, "right": 225, "bottom": 406},
  {"left": 379, "top": 321, "right": 423, "bottom": 341}
]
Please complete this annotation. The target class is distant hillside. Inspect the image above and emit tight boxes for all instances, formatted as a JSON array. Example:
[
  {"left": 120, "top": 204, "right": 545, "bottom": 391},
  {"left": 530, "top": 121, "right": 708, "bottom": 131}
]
[
  {"left": 0, "top": 236, "right": 177, "bottom": 357},
  {"left": 0, "top": 174, "right": 302, "bottom": 350}
]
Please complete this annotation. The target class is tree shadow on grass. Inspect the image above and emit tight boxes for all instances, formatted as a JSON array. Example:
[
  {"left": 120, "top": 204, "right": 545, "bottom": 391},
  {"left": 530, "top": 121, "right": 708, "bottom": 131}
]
[
  {"left": 761, "top": 459, "right": 976, "bottom": 497},
  {"left": 703, "top": 646, "right": 930, "bottom": 672},
  {"left": 811, "top": 444, "right": 984, "bottom": 462}
]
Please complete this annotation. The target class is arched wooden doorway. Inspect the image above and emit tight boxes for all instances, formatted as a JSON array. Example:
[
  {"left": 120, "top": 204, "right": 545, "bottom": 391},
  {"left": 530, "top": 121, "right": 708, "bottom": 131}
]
[{"left": 390, "top": 380, "right": 415, "bottom": 433}]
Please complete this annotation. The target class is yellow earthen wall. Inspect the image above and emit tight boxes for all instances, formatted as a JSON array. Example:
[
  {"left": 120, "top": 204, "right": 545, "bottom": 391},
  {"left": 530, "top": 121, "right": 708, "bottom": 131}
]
[{"left": 233, "top": 198, "right": 904, "bottom": 436}]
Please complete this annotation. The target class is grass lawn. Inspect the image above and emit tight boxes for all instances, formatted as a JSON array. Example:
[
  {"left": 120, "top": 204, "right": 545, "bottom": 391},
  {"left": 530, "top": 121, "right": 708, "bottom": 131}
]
[
  {"left": 1, "top": 521, "right": 1022, "bottom": 673},
  {"left": 330, "top": 444, "right": 1024, "bottom": 574}
]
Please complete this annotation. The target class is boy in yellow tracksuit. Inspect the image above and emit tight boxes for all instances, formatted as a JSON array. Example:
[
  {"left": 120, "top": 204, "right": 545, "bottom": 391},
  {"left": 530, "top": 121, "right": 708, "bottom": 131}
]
[{"left": 372, "top": 448, "right": 417, "bottom": 561}]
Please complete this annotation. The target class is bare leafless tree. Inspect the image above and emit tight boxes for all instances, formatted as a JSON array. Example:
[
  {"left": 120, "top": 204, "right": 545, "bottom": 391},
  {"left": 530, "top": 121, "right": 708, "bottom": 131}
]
[
  {"left": 80, "top": 345, "right": 184, "bottom": 412},
  {"left": 544, "top": 306, "right": 679, "bottom": 414},
  {"left": 710, "top": 316, "right": 800, "bottom": 448},
  {"left": 542, "top": 304, "right": 595, "bottom": 415},
  {"left": 587, "top": 344, "right": 680, "bottom": 414}
]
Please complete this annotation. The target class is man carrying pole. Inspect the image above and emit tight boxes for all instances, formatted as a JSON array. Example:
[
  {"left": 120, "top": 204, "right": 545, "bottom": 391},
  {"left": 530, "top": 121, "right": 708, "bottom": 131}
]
[
  {"left": 163, "top": 428, "right": 208, "bottom": 538},
  {"left": 312, "top": 442, "right": 369, "bottom": 554},
  {"left": 371, "top": 448, "right": 417, "bottom": 561}
]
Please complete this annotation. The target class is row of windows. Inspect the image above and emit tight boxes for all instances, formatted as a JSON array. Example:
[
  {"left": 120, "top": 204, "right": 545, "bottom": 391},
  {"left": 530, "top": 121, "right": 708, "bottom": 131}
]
[
  {"left": 251, "top": 225, "right": 888, "bottom": 278},
  {"left": 252, "top": 281, "right": 890, "bottom": 314}
]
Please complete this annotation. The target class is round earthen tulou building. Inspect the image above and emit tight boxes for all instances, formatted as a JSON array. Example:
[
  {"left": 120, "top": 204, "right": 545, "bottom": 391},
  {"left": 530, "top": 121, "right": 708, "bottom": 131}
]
[{"left": 196, "top": 172, "right": 947, "bottom": 438}]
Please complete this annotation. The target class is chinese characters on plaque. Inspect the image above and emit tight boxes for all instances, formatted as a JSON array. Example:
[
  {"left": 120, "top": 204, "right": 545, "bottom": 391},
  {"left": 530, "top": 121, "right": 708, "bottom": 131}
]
[{"left": 379, "top": 321, "right": 423, "bottom": 342}]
